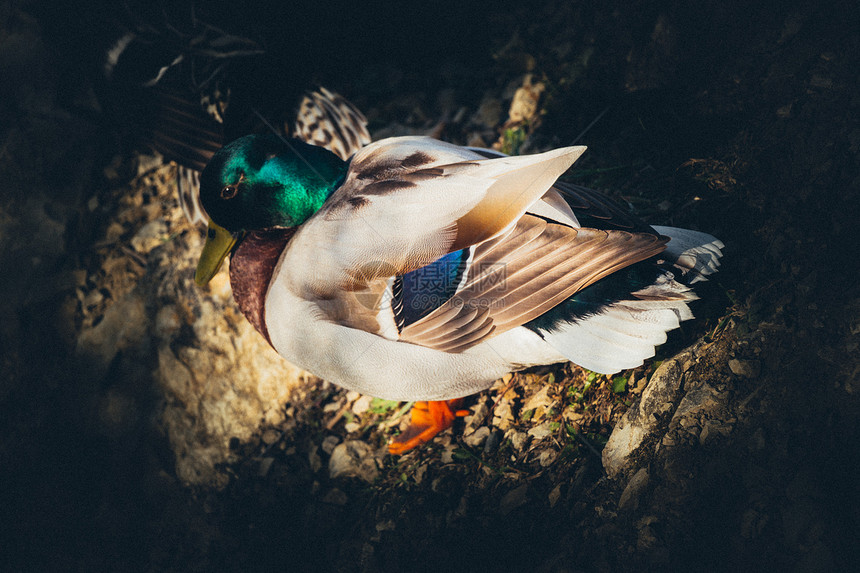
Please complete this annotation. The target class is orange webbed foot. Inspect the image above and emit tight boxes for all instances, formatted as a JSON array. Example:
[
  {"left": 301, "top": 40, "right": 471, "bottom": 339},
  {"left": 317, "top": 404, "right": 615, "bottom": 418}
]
[{"left": 388, "top": 399, "right": 469, "bottom": 455}]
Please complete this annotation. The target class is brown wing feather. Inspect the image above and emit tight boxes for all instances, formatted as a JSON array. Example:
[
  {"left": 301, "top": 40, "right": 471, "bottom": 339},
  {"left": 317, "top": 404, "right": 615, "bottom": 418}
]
[
  {"left": 399, "top": 215, "right": 667, "bottom": 352},
  {"left": 491, "top": 230, "right": 665, "bottom": 328}
]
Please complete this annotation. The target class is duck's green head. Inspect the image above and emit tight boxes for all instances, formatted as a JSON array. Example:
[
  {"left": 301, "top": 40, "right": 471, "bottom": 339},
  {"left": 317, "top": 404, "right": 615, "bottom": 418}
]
[
  {"left": 200, "top": 133, "right": 347, "bottom": 232},
  {"left": 195, "top": 133, "right": 347, "bottom": 285}
]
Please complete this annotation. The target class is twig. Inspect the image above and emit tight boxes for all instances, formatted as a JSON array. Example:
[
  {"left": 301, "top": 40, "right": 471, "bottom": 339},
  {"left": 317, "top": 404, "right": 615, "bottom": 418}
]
[
  {"left": 325, "top": 400, "right": 353, "bottom": 430},
  {"left": 570, "top": 106, "right": 610, "bottom": 146}
]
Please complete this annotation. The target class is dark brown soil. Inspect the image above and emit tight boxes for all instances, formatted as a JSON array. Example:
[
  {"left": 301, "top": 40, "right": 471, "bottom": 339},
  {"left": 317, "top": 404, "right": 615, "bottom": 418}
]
[{"left": 1, "top": 1, "right": 858, "bottom": 571}]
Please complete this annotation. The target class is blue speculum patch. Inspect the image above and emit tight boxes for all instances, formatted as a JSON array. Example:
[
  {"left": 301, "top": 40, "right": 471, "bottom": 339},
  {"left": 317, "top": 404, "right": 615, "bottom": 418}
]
[{"left": 394, "top": 249, "right": 469, "bottom": 329}]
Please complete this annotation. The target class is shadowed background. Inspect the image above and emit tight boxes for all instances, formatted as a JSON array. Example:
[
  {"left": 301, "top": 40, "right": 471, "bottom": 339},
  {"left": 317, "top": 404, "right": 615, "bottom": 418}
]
[{"left": 1, "top": 0, "right": 858, "bottom": 571}]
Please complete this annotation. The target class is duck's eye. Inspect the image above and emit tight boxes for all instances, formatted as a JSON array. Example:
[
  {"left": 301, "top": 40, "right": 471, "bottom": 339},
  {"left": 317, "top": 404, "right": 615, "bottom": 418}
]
[{"left": 221, "top": 185, "right": 238, "bottom": 199}]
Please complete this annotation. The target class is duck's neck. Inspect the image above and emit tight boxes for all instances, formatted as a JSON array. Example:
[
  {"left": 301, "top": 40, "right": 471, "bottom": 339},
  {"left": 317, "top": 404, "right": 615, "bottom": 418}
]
[{"left": 229, "top": 228, "right": 297, "bottom": 345}]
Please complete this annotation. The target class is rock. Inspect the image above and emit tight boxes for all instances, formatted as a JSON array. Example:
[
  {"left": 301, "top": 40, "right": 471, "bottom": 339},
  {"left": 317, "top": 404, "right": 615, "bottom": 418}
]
[
  {"left": 323, "top": 400, "right": 342, "bottom": 413},
  {"left": 699, "top": 420, "right": 733, "bottom": 445},
  {"left": 321, "top": 435, "right": 340, "bottom": 455},
  {"left": 464, "top": 399, "right": 490, "bottom": 434},
  {"left": 699, "top": 424, "right": 712, "bottom": 446},
  {"left": 261, "top": 429, "right": 280, "bottom": 446},
  {"left": 463, "top": 426, "right": 490, "bottom": 448},
  {"left": 344, "top": 422, "right": 361, "bottom": 433},
  {"left": 375, "top": 520, "right": 396, "bottom": 533},
  {"left": 729, "top": 358, "right": 761, "bottom": 378},
  {"left": 636, "top": 515, "right": 659, "bottom": 550},
  {"left": 483, "top": 429, "right": 502, "bottom": 454},
  {"left": 548, "top": 484, "right": 562, "bottom": 508},
  {"left": 493, "top": 400, "right": 516, "bottom": 430},
  {"left": 328, "top": 440, "right": 380, "bottom": 483},
  {"left": 345, "top": 390, "right": 360, "bottom": 402},
  {"left": 351, "top": 394, "right": 373, "bottom": 415},
  {"left": 619, "top": 468, "right": 650, "bottom": 511},
  {"left": 322, "top": 488, "right": 348, "bottom": 505},
  {"left": 508, "top": 430, "right": 529, "bottom": 452},
  {"left": 602, "top": 347, "right": 695, "bottom": 477},
  {"left": 499, "top": 483, "right": 529, "bottom": 515},
  {"left": 538, "top": 449, "right": 557, "bottom": 467},
  {"left": 528, "top": 421, "right": 555, "bottom": 441},
  {"left": 76, "top": 292, "right": 148, "bottom": 379},
  {"left": 671, "top": 383, "right": 720, "bottom": 427}
]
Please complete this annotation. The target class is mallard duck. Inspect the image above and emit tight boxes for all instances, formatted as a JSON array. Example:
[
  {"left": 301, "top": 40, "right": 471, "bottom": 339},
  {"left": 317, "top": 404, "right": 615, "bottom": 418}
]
[{"left": 193, "top": 134, "right": 723, "bottom": 454}]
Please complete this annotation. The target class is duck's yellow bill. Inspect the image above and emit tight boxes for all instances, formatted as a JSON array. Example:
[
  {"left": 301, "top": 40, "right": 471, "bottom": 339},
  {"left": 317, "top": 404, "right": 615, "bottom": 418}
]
[{"left": 195, "top": 220, "right": 238, "bottom": 286}]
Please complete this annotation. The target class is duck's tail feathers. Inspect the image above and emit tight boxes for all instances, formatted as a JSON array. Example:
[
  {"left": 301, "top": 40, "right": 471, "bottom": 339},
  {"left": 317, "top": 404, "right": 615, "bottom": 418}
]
[
  {"left": 652, "top": 226, "right": 724, "bottom": 284},
  {"left": 538, "top": 272, "right": 697, "bottom": 375},
  {"left": 293, "top": 88, "right": 371, "bottom": 161},
  {"left": 143, "top": 88, "right": 225, "bottom": 172}
]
